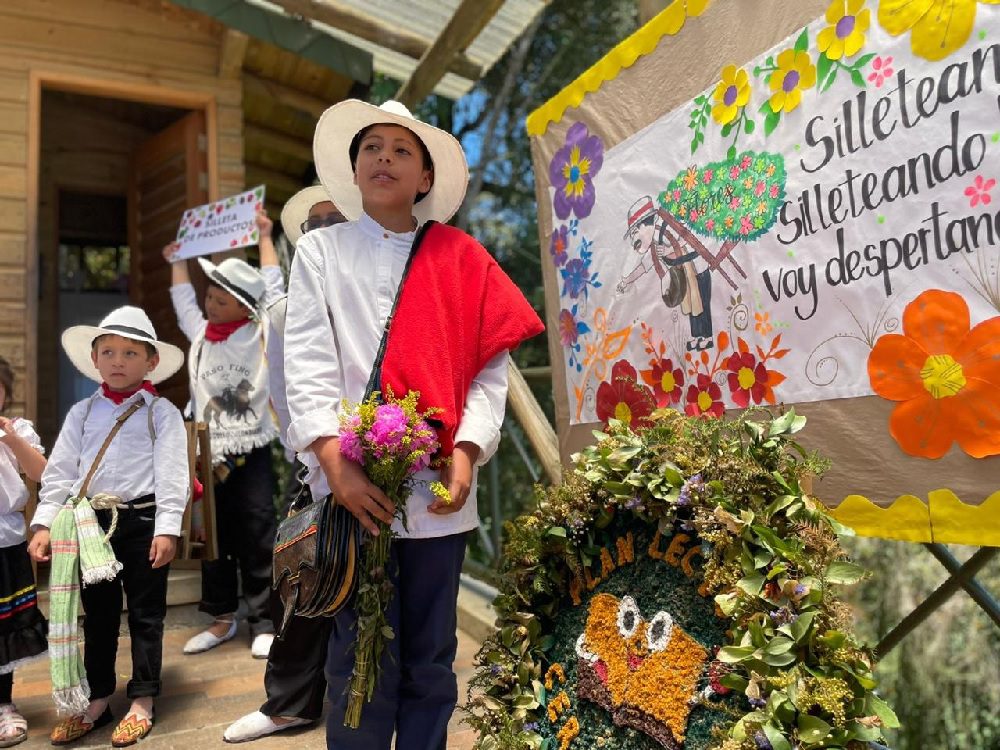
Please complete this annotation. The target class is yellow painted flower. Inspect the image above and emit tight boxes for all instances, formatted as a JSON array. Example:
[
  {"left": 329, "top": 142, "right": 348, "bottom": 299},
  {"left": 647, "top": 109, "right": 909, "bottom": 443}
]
[
  {"left": 818, "top": 0, "right": 870, "bottom": 60},
  {"left": 879, "top": 0, "right": 993, "bottom": 62},
  {"left": 711, "top": 64, "right": 751, "bottom": 125},
  {"left": 768, "top": 48, "right": 817, "bottom": 113}
]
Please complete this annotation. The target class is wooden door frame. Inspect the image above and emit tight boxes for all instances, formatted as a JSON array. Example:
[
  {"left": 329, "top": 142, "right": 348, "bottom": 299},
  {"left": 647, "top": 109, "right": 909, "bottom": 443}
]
[{"left": 26, "top": 69, "right": 221, "bottom": 421}]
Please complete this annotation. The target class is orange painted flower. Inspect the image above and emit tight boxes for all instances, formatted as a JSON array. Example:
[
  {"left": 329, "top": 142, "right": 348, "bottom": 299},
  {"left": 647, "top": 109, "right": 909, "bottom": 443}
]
[{"left": 867, "top": 289, "right": 1000, "bottom": 458}]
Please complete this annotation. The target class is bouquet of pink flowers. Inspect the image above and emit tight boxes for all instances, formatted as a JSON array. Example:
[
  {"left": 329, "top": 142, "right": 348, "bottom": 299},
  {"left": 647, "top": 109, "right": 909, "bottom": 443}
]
[{"left": 338, "top": 388, "right": 450, "bottom": 728}]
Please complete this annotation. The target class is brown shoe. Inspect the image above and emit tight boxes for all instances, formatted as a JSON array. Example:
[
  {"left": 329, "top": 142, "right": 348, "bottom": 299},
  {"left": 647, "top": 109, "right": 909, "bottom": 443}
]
[
  {"left": 50, "top": 706, "right": 112, "bottom": 745},
  {"left": 110, "top": 709, "right": 154, "bottom": 747}
]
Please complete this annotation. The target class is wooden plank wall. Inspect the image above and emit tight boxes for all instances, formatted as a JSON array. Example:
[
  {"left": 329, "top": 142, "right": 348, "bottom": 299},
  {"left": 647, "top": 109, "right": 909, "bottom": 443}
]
[{"left": 0, "top": 0, "right": 243, "bottom": 423}]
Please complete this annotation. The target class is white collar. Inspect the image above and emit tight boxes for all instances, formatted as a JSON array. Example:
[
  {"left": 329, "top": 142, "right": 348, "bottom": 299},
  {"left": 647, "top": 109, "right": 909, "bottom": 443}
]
[{"left": 358, "top": 211, "right": 417, "bottom": 246}]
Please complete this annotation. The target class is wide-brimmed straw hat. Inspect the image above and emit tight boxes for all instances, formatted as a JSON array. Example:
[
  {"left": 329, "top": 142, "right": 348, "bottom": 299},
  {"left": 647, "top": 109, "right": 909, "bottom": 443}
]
[
  {"left": 281, "top": 185, "right": 335, "bottom": 246},
  {"left": 313, "top": 99, "right": 468, "bottom": 225},
  {"left": 62, "top": 306, "right": 184, "bottom": 384},
  {"left": 197, "top": 257, "right": 266, "bottom": 313}
]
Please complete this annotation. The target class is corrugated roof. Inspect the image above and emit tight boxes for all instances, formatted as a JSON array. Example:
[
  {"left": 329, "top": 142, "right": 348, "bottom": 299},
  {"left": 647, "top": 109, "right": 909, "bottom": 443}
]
[{"left": 255, "top": 0, "right": 547, "bottom": 99}]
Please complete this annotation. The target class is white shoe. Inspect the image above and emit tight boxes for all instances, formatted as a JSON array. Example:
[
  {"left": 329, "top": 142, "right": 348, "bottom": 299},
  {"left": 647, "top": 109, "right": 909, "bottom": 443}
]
[
  {"left": 223, "top": 711, "right": 310, "bottom": 743},
  {"left": 250, "top": 633, "right": 274, "bottom": 659},
  {"left": 183, "top": 618, "right": 237, "bottom": 654}
]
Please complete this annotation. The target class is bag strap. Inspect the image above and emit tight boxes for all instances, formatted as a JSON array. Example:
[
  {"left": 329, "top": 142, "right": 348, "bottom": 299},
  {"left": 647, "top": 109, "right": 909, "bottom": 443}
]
[
  {"left": 78, "top": 400, "right": 143, "bottom": 499},
  {"left": 362, "top": 220, "right": 436, "bottom": 401}
]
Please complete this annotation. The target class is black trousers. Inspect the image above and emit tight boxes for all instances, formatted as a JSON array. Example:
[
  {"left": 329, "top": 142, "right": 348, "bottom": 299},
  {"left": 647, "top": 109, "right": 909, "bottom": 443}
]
[
  {"left": 324, "top": 533, "right": 467, "bottom": 750},
  {"left": 260, "top": 591, "right": 330, "bottom": 720},
  {"left": 81, "top": 505, "right": 169, "bottom": 700},
  {"left": 200, "top": 445, "right": 276, "bottom": 632}
]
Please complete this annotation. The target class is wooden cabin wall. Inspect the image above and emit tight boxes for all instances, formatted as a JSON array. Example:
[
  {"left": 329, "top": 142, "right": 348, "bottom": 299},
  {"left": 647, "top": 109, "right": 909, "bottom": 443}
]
[{"left": 0, "top": 0, "right": 244, "bottom": 424}]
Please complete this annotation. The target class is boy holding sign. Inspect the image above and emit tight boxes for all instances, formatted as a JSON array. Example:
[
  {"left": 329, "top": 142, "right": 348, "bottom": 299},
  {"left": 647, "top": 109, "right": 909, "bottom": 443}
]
[{"left": 163, "top": 210, "right": 282, "bottom": 660}]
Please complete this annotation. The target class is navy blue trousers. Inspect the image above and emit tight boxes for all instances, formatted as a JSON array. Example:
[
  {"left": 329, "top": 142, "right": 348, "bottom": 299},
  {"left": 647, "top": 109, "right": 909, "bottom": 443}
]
[{"left": 324, "top": 532, "right": 467, "bottom": 750}]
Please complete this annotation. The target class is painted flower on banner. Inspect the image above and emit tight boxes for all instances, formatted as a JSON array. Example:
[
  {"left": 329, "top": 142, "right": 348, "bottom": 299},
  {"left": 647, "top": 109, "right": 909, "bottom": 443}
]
[
  {"left": 867, "top": 289, "right": 1000, "bottom": 459},
  {"left": 595, "top": 360, "right": 656, "bottom": 428},
  {"left": 879, "top": 0, "right": 990, "bottom": 61},
  {"left": 726, "top": 351, "right": 771, "bottom": 407},
  {"left": 817, "top": 0, "right": 871, "bottom": 61},
  {"left": 685, "top": 373, "right": 725, "bottom": 418},
  {"left": 641, "top": 356, "right": 685, "bottom": 406},
  {"left": 711, "top": 65, "right": 751, "bottom": 125},
  {"left": 560, "top": 241, "right": 602, "bottom": 301},
  {"left": 768, "top": 48, "right": 817, "bottom": 113},
  {"left": 550, "top": 224, "right": 570, "bottom": 267},
  {"left": 867, "top": 55, "right": 894, "bottom": 86},
  {"left": 965, "top": 175, "right": 996, "bottom": 207},
  {"left": 549, "top": 121, "right": 604, "bottom": 220},
  {"left": 558, "top": 306, "right": 589, "bottom": 347}
]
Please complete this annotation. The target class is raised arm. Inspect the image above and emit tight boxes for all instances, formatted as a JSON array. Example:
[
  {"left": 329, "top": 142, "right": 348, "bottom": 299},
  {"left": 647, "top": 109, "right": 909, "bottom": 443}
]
[{"left": 164, "top": 243, "right": 207, "bottom": 342}]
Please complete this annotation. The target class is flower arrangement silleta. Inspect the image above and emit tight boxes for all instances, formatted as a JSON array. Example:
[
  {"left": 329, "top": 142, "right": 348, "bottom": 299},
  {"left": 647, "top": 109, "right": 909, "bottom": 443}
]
[
  {"left": 339, "top": 388, "right": 450, "bottom": 728},
  {"left": 465, "top": 408, "right": 898, "bottom": 750}
]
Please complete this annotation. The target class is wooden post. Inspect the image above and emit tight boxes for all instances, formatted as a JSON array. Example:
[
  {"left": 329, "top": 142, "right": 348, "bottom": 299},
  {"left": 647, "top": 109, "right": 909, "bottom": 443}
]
[
  {"left": 395, "top": 0, "right": 505, "bottom": 108},
  {"left": 507, "top": 359, "right": 561, "bottom": 485},
  {"left": 218, "top": 29, "right": 249, "bottom": 79}
]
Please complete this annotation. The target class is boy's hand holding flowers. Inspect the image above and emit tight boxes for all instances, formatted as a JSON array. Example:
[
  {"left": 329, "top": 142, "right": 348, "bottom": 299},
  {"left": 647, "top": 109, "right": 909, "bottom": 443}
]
[
  {"left": 428, "top": 441, "right": 477, "bottom": 514},
  {"left": 314, "top": 435, "right": 394, "bottom": 536}
]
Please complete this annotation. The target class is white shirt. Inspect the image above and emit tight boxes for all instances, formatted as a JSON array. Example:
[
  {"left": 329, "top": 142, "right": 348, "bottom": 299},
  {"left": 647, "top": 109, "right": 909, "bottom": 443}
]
[
  {"left": 266, "top": 295, "right": 294, "bottom": 463},
  {"left": 0, "top": 417, "right": 44, "bottom": 547},
  {"left": 33, "top": 389, "right": 190, "bottom": 537},
  {"left": 284, "top": 213, "right": 508, "bottom": 539}
]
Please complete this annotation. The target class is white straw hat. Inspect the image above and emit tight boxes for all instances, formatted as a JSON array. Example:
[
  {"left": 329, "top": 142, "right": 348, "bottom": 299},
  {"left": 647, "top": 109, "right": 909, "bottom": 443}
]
[
  {"left": 313, "top": 99, "right": 468, "bottom": 224},
  {"left": 62, "top": 306, "right": 184, "bottom": 384},
  {"left": 281, "top": 185, "right": 336, "bottom": 246},
  {"left": 197, "top": 257, "right": 266, "bottom": 313}
]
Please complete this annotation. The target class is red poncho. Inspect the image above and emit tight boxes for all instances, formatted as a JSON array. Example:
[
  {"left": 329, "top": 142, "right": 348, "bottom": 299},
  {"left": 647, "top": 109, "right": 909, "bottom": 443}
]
[{"left": 381, "top": 223, "right": 545, "bottom": 457}]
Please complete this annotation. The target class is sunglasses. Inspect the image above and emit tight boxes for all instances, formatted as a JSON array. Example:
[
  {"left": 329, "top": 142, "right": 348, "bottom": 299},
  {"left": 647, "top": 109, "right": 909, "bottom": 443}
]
[{"left": 300, "top": 212, "right": 347, "bottom": 233}]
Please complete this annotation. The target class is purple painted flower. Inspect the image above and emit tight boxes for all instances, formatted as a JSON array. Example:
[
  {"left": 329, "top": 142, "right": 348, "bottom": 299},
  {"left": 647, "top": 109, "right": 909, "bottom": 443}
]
[
  {"left": 558, "top": 306, "right": 590, "bottom": 347},
  {"left": 549, "top": 122, "right": 604, "bottom": 220},
  {"left": 561, "top": 258, "right": 590, "bottom": 299},
  {"left": 550, "top": 225, "right": 570, "bottom": 267}
]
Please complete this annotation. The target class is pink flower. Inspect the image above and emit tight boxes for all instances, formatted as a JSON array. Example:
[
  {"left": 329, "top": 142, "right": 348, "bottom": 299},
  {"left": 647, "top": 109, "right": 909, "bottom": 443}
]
[
  {"left": 740, "top": 215, "right": 753, "bottom": 235},
  {"left": 703, "top": 169, "right": 714, "bottom": 183},
  {"left": 673, "top": 189, "right": 681, "bottom": 201},
  {"left": 965, "top": 175, "right": 996, "bottom": 208},
  {"left": 340, "top": 429, "right": 363, "bottom": 463},
  {"left": 730, "top": 196, "right": 741, "bottom": 209},
  {"left": 741, "top": 155, "right": 752, "bottom": 169},
  {"left": 367, "top": 404, "right": 408, "bottom": 455},
  {"left": 690, "top": 209, "right": 699, "bottom": 222},
  {"left": 730, "top": 166, "right": 740, "bottom": 179},
  {"left": 867, "top": 55, "right": 894, "bottom": 88},
  {"left": 705, "top": 218, "right": 715, "bottom": 230},
  {"left": 769, "top": 183, "right": 780, "bottom": 198},
  {"left": 754, "top": 180, "right": 766, "bottom": 197}
]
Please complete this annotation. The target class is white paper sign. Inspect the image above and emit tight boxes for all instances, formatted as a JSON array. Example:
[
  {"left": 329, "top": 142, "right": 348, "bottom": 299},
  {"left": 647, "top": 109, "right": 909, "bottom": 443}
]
[{"left": 173, "top": 185, "right": 266, "bottom": 260}]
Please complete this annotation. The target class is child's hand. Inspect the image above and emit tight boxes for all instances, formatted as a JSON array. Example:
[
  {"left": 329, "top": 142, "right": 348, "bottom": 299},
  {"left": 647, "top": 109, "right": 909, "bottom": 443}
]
[
  {"left": 28, "top": 529, "right": 51, "bottom": 562},
  {"left": 162, "top": 242, "right": 181, "bottom": 263},
  {"left": 429, "top": 442, "right": 479, "bottom": 514},
  {"left": 149, "top": 535, "right": 177, "bottom": 568},
  {"left": 314, "top": 436, "right": 394, "bottom": 536},
  {"left": 254, "top": 209, "right": 273, "bottom": 238}
]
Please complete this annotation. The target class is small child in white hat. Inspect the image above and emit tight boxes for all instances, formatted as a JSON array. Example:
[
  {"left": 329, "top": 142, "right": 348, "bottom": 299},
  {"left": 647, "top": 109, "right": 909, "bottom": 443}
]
[
  {"left": 162, "top": 210, "right": 283, "bottom": 660},
  {"left": 29, "top": 305, "right": 189, "bottom": 746}
]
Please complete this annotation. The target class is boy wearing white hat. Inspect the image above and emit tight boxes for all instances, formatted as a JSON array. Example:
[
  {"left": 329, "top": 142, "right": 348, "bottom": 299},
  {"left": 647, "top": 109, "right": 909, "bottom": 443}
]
[
  {"left": 28, "top": 306, "right": 189, "bottom": 746},
  {"left": 283, "top": 101, "right": 544, "bottom": 749},
  {"left": 163, "top": 210, "right": 284, "bottom": 660}
]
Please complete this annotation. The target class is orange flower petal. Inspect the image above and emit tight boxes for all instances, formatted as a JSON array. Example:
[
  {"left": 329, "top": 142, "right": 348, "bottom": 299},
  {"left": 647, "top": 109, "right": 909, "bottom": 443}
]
[
  {"left": 868, "top": 333, "right": 927, "bottom": 400},
  {"left": 902, "top": 289, "right": 969, "bottom": 355},
  {"left": 951, "top": 378, "right": 1000, "bottom": 458},
  {"left": 955, "top": 316, "right": 1000, "bottom": 385},
  {"left": 888, "top": 395, "right": 954, "bottom": 459}
]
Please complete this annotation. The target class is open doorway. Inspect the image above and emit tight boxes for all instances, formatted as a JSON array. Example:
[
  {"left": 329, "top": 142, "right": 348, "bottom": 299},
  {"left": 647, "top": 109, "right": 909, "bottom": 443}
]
[{"left": 37, "top": 89, "right": 208, "bottom": 447}]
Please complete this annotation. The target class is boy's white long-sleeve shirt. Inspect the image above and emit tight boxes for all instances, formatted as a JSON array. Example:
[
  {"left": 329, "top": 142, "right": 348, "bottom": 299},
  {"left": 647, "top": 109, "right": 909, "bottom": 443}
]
[
  {"left": 32, "top": 389, "right": 190, "bottom": 537},
  {"left": 284, "top": 213, "right": 508, "bottom": 539}
]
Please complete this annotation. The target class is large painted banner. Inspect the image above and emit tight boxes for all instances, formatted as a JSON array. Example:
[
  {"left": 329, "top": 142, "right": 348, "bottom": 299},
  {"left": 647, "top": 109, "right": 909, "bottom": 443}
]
[{"left": 530, "top": 0, "right": 1000, "bottom": 546}]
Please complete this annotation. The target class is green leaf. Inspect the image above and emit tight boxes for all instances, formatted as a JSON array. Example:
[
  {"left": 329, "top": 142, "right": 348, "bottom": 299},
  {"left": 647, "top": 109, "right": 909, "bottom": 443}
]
[
  {"left": 727, "top": 144, "right": 737, "bottom": 161},
  {"left": 721, "top": 121, "right": 734, "bottom": 138},
  {"left": 826, "top": 560, "right": 865, "bottom": 584},
  {"left": 744, "top": 117, "right": 755, "bottom": 135},
  {"left": 737, "top": 572, "right": 765, "bottom": 596},
  {"left": 817, "top": 53, "right": 833, "bottom": 88},
  {"left": 798, "top": 715, "right": 832, "bottom": 743},
  {"left": 764, "top": 636, "right": 795, "bottom": 655},
  {"left": 545, "top": 526, "right": 567, "bottom": 538},
  {"left": 763, "top": 649, "right": 797, "bottom": 667},
  {"left": 854, "top": 52, "right": 877, "bottom": 69},
  {"left": 720, "top": 672, "right": 748, "bottom": 691},
  {"left": 794, "top": 28, "right": 809, "bottom": 52},
  {"left": 849, "top": 67, "right": 866, "bottom": 88},
  {"left": 764, "top": 722, "right": 793, "bottom": 750},
  {"left": 791, "top": 610, "right": 817, "bottom": 642},
  {"left": 718, "top": 645, "right": 755, "bottom": 663},
  {"left": 381, "top": 625, "right": 395, "bottom": 639},
  {"left": 764, "top": 109, "right": 781, "bottom": 136},
  {"left": 869, "top": 694, "right": 901, "bottom": 728}
]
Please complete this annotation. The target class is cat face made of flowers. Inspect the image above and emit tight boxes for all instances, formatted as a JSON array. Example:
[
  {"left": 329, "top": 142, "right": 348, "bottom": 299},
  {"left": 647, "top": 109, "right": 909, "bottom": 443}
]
[{"left": 574, "top": 593, "right": 707, "bottom": 749}]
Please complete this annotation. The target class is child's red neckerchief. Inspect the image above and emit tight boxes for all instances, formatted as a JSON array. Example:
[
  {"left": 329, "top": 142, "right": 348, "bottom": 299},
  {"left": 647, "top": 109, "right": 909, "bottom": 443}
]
[
  {"left": 205, "top": 317, "right": 251, "bottom": 343},
  {"left": 101, "top": 380, "right": 158, "bottom": 405}
]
